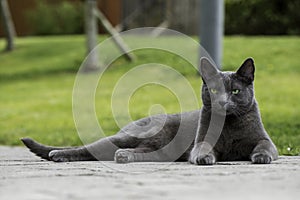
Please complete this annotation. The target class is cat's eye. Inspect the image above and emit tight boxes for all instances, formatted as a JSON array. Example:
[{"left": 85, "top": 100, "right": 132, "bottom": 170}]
[
  {"left": 232, "top": 89, "right": 240, "bottom": 95},
  {"left": 210, "top": 88, "right": 218, "bottom": 94}
]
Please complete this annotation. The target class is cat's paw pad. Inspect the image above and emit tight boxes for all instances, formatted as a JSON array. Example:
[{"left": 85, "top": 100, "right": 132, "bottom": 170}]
[
  {"left": 190, "top": 154, "right": 216, "bottom": 165},
  {"left": 114, "top": 149, "right": 134, "bottom": 163},
  {"left": 49, "top": 150, "right": 70, "bottom": 162},
  {"left": 251, "top": 152, "right": 272, "bottom": 164}
]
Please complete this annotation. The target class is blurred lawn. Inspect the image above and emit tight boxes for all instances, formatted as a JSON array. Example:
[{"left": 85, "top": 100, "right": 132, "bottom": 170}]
[{"left": 0, "top": 35, "right": 299, "bottom": 155}]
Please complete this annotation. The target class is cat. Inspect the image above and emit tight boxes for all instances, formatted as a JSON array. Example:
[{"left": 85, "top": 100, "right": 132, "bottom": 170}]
[{"left": 21, "top": 57, "right": 278, "bottom": 165}]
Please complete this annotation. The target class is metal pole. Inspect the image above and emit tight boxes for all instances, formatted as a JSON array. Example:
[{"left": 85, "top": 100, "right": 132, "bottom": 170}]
[{"left": 199, "top": 0, "right": 224, "bottom": 69}]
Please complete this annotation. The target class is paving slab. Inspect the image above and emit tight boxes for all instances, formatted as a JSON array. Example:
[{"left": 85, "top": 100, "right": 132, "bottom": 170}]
[{"left": 0, "top": 146, "right": 299, "bottom": 200}]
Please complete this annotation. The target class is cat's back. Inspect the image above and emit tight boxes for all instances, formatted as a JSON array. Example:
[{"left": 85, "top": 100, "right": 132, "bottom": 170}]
[{"left": 118, "top": 110, "right": 201, "bottom": 148}]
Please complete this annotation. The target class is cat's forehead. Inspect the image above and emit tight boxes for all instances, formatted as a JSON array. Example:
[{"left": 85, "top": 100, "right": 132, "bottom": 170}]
[
  {"left": 219, "top": 71, "right": 245, "bottom": 88},
  {"left": 221, "top": 71, "right": 235, "bottom": 77},
  {"left": 220, "top": 71, "right": 236, "bottom": 83},
  {"left": 205, "top": 71, "right": 246, "bottom": 89}
]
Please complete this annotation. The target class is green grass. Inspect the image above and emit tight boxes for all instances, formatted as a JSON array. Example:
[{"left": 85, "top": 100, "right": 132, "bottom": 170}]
[{"left": 0, "top": 35, "right": 299, "bottom": 156}]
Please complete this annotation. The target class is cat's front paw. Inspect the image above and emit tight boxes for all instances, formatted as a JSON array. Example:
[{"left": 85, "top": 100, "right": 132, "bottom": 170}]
[
  {"left": 251, "top": 152, "right": 272, "bottom": 164},
  {"left": 49, "top": 150, "right": 71, "bottom": 162},
  {"left": 114, "top": 149, "right": 134, "bottom": 163},
  {"left": 189, "top": 153, "right": 216, "bottom": 165}
]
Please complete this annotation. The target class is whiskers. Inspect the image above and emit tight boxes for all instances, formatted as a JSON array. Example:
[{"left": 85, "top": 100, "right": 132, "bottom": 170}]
[
  {"left": 231, "top": 103, "right": 251, "bottom": 118},
  {"left": 232, "top": 109, "right": 244, "bottom": 118}
]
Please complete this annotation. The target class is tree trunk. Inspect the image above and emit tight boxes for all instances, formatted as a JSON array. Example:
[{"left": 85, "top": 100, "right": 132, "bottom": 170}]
[
  {"left": 0, "top": 0, "right": 16, "bottom": 52},
  {"left": 84, "top": 0, "right": 99, "bottom": 71}
]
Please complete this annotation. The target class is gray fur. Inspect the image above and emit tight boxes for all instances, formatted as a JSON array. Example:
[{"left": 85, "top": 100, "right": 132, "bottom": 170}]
[
  {"left": 189, "top": 58, "right": 278, "bottom": 165},
  {"left": 21, "top": 58, "right": 278, "bottom": 165}
]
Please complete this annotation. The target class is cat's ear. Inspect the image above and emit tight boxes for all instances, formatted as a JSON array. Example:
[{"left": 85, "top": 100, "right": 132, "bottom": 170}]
[
  {"left": 236, "top": 58, "right": 255, "bottom": 83},
  {"left": 199, "top": 57, "right": 219, "bottom": 82}
]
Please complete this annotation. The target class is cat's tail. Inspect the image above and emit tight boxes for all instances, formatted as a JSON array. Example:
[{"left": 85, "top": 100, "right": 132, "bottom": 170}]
[{"left": 21, "top": 138, "right": 72, "bottom": 160}]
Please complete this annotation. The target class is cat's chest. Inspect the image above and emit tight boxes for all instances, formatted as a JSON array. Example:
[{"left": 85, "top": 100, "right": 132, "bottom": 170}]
[
  {"left": 221, "top": 120, "right": 253, "bottom": 142},
  {"left": 219, "top": 127, "right": 248, "bottom": 147},
  {"left": 216, "top": 123, "right": 258, "bottom": 160},
  {"left": 221, "top": 116, "right": 256, "bottom": 136}
]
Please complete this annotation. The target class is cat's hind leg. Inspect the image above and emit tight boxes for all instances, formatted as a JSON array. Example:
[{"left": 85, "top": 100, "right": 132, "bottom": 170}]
[
  {"left": 48, "top": 147, "right": 96, "bottom": 162},
  {"left": 48, "top": 136, "right": 126, "bottom": 162},
  {"left": 22, "top": 134, "right": 135, "bottom": 162},
  {"left": 114, "top": 147, "right": 172, "bottom": 163},
  {"left": 21, "top": 138, "right": 96, "bottom": 162},
  {"left": 21, "top": 138, "right": 73, "bottom": 161},
  {"left": 114, "top": 148, "right": 149, "bottom": 163}
]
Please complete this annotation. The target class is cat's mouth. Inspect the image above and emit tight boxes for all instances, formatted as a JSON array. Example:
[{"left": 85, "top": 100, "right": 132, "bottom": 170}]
[{"left": 211, "top": 103, "right": 235, "bottom": 115}]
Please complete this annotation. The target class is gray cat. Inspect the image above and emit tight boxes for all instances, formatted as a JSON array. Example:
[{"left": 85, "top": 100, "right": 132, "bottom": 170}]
[{"left": 21, "top": 58, "right": 278, "bottom": 165}]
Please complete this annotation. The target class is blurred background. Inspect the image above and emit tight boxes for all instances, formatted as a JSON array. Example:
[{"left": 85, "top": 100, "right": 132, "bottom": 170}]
[
  {"left": 0, "top": 0, "right": 299, "bottom": 155},
  {"left": 1, "top": 0, "right": 300, "bottom": 36}
]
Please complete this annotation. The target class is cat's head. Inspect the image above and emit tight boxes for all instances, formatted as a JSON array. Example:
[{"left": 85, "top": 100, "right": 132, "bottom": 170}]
[{"left": 199, "top": 58, "right": 255, "bottom": 116}]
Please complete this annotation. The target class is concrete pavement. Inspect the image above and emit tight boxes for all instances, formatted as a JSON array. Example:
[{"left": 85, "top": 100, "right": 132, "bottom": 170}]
[{"left": 0, "top": 146, "right": 299, "bottom": 200}]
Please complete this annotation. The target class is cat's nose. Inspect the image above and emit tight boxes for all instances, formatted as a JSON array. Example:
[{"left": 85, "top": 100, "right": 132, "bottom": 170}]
[{"left": 219, "top": 101, "right": 227, "bottom": 107}]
